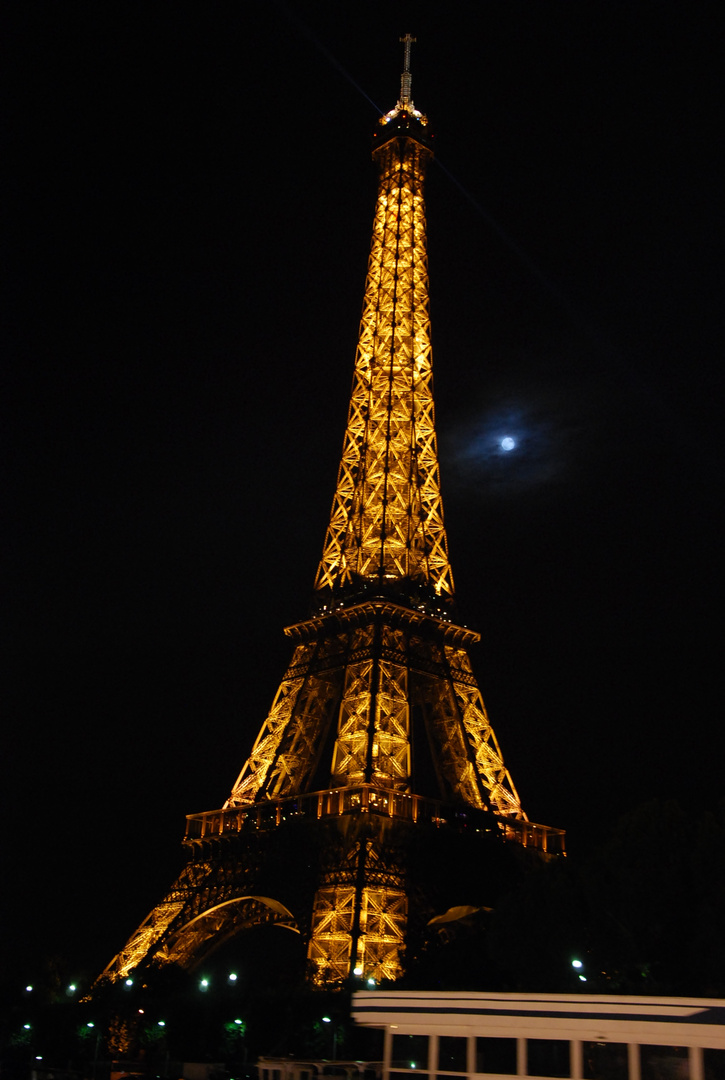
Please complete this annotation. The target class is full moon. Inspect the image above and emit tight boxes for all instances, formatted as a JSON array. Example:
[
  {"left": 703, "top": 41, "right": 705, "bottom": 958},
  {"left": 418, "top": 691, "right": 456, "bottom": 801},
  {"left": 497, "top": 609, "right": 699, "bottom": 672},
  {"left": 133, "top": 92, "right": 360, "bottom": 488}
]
[{"left": 500, "top": 436, "right": 516, "bottom": 451}]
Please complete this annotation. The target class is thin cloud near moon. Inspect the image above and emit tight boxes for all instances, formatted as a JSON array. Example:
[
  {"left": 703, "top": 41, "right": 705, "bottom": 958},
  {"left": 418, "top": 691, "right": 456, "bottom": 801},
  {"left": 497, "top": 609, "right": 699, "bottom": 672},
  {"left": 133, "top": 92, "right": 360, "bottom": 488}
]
[{"left": 441, "top": 393, "right": 584, "bottom": 499}]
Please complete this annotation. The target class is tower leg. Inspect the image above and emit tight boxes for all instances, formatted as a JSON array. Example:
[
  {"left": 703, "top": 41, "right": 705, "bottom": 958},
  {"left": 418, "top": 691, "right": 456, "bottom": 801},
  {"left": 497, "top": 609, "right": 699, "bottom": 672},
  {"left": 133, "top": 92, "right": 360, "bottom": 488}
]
[{"left": 307, "top": 828, "right": 407, "bottom": 985}]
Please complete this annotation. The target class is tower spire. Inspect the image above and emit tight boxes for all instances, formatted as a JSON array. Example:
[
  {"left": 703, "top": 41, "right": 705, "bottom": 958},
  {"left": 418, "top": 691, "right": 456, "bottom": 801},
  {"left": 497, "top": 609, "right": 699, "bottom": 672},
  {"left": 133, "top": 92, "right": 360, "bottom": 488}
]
[
  {"left": 399, "top": 32, "right": 416, "bottom": 108},
  {"left": 314, "top": 42, "right": 447, "bottom": 609}
]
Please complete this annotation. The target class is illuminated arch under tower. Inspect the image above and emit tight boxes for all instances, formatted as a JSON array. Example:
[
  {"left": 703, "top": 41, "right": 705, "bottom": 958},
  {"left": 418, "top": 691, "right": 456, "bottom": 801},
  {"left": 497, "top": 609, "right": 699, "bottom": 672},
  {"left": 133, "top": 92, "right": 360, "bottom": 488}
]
[{"left": 99, "top": 37, "right": 563, "bottom": 990}]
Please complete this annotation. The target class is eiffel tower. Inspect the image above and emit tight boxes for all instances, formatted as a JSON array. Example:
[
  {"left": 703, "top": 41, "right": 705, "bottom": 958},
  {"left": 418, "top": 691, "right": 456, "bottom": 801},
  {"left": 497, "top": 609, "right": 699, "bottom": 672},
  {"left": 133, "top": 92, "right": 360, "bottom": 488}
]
[{"left": 99, "top": 37, "right": 563, "bottom": 991}]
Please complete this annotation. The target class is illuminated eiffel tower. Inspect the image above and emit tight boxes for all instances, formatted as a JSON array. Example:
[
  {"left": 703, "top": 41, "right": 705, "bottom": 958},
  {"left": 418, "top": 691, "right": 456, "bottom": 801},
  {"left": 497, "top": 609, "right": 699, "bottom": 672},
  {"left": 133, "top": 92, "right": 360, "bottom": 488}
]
[{"left": 100, "top": 37, "right": 563, "bottom": 990}]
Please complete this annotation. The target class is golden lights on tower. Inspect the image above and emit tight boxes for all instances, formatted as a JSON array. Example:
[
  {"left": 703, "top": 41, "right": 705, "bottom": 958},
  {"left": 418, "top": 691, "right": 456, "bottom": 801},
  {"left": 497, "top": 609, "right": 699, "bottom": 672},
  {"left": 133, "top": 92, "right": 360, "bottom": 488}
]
[
  {"left": 97, "top": 37, "right": 563, "bottom": 995},
  {"left": 314, "top": 114, "right": 452, "bottom": 601}
]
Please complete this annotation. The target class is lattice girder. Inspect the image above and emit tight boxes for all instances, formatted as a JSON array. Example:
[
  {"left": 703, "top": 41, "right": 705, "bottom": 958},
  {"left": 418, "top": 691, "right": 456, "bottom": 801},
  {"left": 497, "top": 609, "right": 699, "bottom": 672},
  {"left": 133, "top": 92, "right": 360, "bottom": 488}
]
[
  {"left": 225, "top": 641, "right": 316, "bottom": 806},
  {"left": 331, "top": 659, "right": 374, "bottom": 784},
  {"left": 355, "top": 886, "right": 407, "bottom": 982},
  {"left": 258, "top": 668, "right": 342, "bottom": 800},
  {"left": 307, "top": 885, "right": 356, "bottom": 984},
  {"left": 99, "top": 837, "right": 287, "bottom": 980},
  {"left": 223, "top": 602, "right": 524, "bottom": 822},
  {"left": 155, "top": 895, "right": 298, "bottom": 972},
  {"left": 307, "top": 832, "right": 408, "bottom": 986},
  {"left": 445, "top": 645, "right": 525, "bottom": 819},
  {"left": 315, "top": 134, "right": 453, "bottom": 600}
]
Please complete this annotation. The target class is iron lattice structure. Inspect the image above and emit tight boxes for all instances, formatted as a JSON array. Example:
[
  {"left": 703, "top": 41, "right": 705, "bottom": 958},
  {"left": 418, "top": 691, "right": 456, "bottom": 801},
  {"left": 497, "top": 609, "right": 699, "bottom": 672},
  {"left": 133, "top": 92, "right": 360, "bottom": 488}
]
[
  {"left": 99, "top": 42, "right": 563, "bottom": 991},
  {"left": 314, "top": 125, "right": 451, "bottom": 601}
]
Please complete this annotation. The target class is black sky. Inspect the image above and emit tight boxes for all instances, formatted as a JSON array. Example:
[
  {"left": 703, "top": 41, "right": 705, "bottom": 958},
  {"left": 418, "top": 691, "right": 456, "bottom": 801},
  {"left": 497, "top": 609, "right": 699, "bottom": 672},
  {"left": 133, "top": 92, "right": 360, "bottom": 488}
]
[{"left": 2, "top": 2, "right": 722, "bottom": 982}]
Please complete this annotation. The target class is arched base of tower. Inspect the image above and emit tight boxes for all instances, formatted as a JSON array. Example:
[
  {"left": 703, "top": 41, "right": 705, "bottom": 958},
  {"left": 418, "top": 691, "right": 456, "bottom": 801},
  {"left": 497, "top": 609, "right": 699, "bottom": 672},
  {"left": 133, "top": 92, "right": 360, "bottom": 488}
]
[{"left": 97, "top": 796, "right": 562, "bottom": 994}]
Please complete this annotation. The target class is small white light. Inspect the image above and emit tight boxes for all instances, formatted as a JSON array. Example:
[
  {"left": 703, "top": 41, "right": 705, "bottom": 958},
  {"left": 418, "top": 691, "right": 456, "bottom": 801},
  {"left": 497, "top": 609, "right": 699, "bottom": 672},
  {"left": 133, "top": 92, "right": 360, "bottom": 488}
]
[
  {"left": 25, "top": 985, "right": 33, "bottom": 992},
  {"left": 571, "top": 960, "right": 583, "bottom": 969},
  {"left": 501, "top": 436, "right": 516, "bottom": 451},
  {"left": 158, "top": 1021, "right": 166, "bottom": 1027},
  {"left": 228, "top": 972, "right": 238, "bottom": 982},
  {"left": 353, "top": 966, "right": 363, "bottom": 976},
  {"left": 579, "top": 975, "right": 587, "bottom": 982},
  {"left": 367, "top": 977, "right": 376, "bottom": 987},
  {"left": 87, "top": 1022, "right": 95, "bottom": 1029}
]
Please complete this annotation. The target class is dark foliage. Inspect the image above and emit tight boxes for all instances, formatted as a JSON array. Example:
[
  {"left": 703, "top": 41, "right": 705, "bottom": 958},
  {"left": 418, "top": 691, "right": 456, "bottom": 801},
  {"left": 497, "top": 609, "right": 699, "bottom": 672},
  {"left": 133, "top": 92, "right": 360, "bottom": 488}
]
[{"left": 476, "top": 799, "right": 725, "bottom": 996}]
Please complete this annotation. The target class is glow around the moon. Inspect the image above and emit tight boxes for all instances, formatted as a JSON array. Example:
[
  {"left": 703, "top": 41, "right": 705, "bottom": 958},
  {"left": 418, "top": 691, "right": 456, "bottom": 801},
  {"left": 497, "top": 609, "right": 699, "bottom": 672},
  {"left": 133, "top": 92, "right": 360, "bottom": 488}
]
[{"left": 444, "top": 398, "right": 565, "bottom": 496}]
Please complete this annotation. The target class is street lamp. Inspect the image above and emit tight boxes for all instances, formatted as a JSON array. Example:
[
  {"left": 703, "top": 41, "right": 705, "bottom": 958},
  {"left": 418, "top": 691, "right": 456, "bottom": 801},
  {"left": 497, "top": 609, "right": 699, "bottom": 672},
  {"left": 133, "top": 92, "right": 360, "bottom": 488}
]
[
  {"left": 321, "top": 1017, "right": 337, "bottom": 1060},
  {"left": 224, "top": 1018, "right": 246, "bottom": 1066}
]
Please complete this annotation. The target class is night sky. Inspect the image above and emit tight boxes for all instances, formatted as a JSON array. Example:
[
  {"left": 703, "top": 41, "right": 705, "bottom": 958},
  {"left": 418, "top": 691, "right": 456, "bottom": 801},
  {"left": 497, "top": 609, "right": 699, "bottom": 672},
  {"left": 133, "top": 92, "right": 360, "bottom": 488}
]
[{"left": 2, "top": 3, "right": 722, "bottom": 983}]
